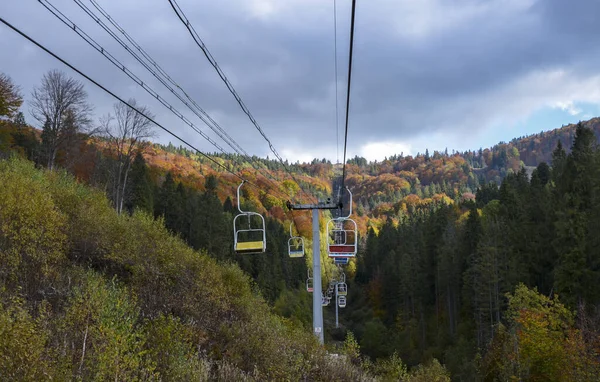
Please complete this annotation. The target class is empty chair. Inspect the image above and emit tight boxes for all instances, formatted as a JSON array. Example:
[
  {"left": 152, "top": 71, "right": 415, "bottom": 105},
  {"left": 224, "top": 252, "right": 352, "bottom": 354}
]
[
  {"left": 288, "top": 223, "right": 305, "bottom": 258},
  {"left": 327, "top": 218, "right": 357, "bottom": 257},
  {"left": 233, "top": 181, "right": 266, "bottom": 254},
  {"left": 337, "top": 282, "right": 348, "bottom": 296},
  {"left": 327, "top": 187, "right": 357, "bottom": 258},
  {"left": 338, "top": 295, "right": 346, "bottom": 308},
  {"left": 327, "top": 281, "right": 336, "bottom": 296},
  {"left": 306, "top": 277, "right": 313, "bottom": 293}
]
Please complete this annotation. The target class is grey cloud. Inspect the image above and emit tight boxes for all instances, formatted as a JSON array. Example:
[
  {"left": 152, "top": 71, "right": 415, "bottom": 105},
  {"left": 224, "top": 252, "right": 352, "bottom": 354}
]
[{"left": 2, "top": 0, "right": 600, "bottom": 161}]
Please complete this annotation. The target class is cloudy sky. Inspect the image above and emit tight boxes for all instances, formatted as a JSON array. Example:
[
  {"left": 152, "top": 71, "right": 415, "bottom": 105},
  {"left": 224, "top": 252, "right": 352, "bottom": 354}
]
[{"left": 2, "top": 0, "right": 600, "bottom": 163}]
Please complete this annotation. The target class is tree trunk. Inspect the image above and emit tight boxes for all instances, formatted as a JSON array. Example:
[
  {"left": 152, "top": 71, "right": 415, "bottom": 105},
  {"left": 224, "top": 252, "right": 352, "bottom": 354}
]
[
  {"left": 48, "top": 148, "right": 57, "bottom": 171},
  {"left": 78, "top": 318, "right": 89, "bottom": 377},
  {"left": 118, "top": 159, "right": 133, "bottom": 215}
]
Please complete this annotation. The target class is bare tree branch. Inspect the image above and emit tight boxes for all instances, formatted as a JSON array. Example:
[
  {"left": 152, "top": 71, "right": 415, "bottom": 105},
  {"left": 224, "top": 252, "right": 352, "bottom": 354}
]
[
  {"left": 102, "top": 99, "right": 156, "bottom": 214},
  {"left": 30, "top": 69, "right": 93, "bottom": 170}
]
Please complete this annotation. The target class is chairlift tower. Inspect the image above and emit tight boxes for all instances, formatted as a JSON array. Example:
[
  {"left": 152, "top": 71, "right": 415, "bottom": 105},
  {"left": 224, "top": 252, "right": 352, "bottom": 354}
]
[{"left": 288, "top": 196, "right": 341, "bottom": 345}]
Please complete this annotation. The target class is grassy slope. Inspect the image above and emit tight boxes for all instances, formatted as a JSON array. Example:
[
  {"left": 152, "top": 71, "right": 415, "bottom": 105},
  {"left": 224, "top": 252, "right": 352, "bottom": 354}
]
[{"left": 0, "top": 156, "right": 372, "bottom": 381}]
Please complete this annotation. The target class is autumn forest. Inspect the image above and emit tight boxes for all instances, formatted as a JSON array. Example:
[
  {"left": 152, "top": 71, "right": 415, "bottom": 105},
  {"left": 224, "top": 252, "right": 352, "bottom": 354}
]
[{"left": 2, "top": 70, "right": 600, "bottom": 381}]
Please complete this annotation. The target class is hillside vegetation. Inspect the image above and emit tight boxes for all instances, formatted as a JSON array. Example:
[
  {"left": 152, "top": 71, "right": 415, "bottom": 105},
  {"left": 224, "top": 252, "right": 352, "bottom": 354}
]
[
  {"left": 3, "top": 70, "right": 600, "bottom": 381},
  {"left": 0, "top": 156, "right": 375, "bottom": 380}
]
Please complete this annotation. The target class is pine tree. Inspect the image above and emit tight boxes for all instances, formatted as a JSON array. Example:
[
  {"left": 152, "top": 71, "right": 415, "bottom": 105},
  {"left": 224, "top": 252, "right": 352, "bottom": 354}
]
[
  {"left": 194, "top": 175, "right": 230, "bottom": 261},
  {"left": 156, "top": 172, "right": 183, "bottom": 234},
  {"left": 126, "top": 153, "right": 154, "bottom": 214},
  {"left": 0, "top": 73, "right": 23, "bottom": 119},
  {"left": 40, "top": 118, "right": 54, "bottom": 167},
  {"left": 223, "top": 196, "right": 235, "bottom": 214},
  {"left": 12, "top": 112, "right": 26, "bottom": 127},
  {"left": 553, "top": 123, "right": 598, "bottom": 306}
]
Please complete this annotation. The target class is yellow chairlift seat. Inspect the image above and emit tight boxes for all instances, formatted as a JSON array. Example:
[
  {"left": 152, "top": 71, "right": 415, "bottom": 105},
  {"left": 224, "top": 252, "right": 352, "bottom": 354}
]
[
  {"left": 233, "top": 181, "right": 267, "bottom": 255},
  {"left": 288, "top": 224, "right": 305, "bottom": 258},
  {"left": 289, "top": 240, "right": 304, "bottom": 258},
  {"left": 235, "top": 240, "right": 265, "bottom": 254}
]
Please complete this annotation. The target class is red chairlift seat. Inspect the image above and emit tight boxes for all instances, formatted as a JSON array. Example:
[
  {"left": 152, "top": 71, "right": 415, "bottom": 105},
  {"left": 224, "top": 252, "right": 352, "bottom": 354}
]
[{"left": 327, "top": 187, "right": 358, "bottom": 258}]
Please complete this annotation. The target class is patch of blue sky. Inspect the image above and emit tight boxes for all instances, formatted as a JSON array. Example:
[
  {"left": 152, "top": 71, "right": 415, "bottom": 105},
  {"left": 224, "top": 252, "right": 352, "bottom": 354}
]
[{"left": 474, "top": 101, "right": 599, "bottom": 150}]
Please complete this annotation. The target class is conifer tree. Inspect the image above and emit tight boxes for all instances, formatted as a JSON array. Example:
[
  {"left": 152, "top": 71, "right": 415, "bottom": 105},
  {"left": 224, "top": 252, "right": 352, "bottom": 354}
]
[
  {"left": 127, "top": 153, "right": 154, "bottom": 214},
  {"left": 0, "top": 72, "right": 23, "bottom": 119}
]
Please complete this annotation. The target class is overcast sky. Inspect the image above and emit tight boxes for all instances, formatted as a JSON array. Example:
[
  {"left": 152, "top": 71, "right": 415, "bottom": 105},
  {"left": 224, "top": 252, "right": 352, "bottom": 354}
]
[{"left": 2, "top": 0, "right": 600, "bottom": 163}]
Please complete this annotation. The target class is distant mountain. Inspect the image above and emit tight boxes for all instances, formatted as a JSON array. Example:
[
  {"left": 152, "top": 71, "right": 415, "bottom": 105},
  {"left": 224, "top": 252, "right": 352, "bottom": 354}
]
[
  {"left": 3, "top": 116, "right": 599, "bottom": 232},
  {"left": 131, "top": 118, "right": 598, "bottom": 228}
]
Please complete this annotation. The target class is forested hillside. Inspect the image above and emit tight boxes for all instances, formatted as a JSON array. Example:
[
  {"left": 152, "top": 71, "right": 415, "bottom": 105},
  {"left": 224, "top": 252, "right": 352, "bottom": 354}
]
[
  {"left": 0, "top": 156, "right": 380, "bottom": 380},
  {"left": 2, "top": 70, "right": 600, "bottom": 380}
]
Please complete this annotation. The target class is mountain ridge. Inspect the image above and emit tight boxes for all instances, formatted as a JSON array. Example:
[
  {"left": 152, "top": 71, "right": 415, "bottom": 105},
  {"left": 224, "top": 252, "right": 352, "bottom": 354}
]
[{"left": 4, "top": 115, "right": 600, "bottom": 232}]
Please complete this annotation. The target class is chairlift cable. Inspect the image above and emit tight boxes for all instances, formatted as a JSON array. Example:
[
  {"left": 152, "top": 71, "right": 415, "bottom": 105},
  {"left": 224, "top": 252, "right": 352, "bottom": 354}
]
[
  {"left": 0, "top": 17, "right": 254, "bottom": 186},
  {"left": 39, "top": 0, "right": 295, "bottom": 205},
  {"left": 340, "top": 0, "right": 358, "bottom": 192},
  {"left": 167, "top": 0, "right": 317, "bottom": 204},
  {"left": 76, "top": 0, "right": 312, "bottom": 234},
  {"left": 62, "top": 0, "right": 297, "bottom": 205},
  {"left": 333, "top": 0, "right": 340, "bottom": 165}
]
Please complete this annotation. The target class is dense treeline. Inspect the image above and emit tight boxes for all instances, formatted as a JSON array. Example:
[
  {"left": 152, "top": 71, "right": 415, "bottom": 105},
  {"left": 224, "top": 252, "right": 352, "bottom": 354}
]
[
  {"left": 347, "top": 123, "right": 600, "bottom": 380},
  {"left": 3, "top": 68, "right": 600, "bottom": 380},
  {"left": 125, "top": 155, "right": 310, "bottom": 304},
  {"left": 0, "top": 70, "right": 310, "bottom": 305},
  {"left": 0, "top": 157, "right": 377, "bottom": 380},
  {"left": 1, "top": 70, "right": 457, "bottom": 379}
]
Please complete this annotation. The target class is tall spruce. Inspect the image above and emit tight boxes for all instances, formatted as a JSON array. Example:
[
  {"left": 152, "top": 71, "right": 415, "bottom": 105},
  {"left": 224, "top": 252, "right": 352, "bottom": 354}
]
[{"left": 126, "top": 153, "right": 154, "bottom": 214}]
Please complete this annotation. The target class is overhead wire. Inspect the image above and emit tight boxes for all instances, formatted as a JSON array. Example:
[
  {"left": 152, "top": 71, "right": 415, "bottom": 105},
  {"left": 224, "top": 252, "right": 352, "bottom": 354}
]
[
  {"left": 166, "top": 0, "right": 318, "bottom": 204},
  {"left": 38, "top": 0, "right": 229, "bottom": 153},
  {"left": 85, "top": 0, "right": 247, "bottom": 158},
  {"left": 333, "top": 0, "right": 340, "bottom": 165},
  {"left": 66, "top": 0, "right": 294, "bottom": 203},
  {"left": 331, "top": 0, "right": 341, "bottom": 216},
  {"left": 46, "top": 0, "right": 309, "bottom": 239},
  {"left": 39, "top": 0, "right": 295, "bottom": 205},
  {"left": 0, "top": 17, "right": 249, "bottom": 185},
  {"left": 340, "top": 0, "right": 357, "bottom": 193},
  {"left": 80, "top": 0, "right": 314, "bottom": 219}
]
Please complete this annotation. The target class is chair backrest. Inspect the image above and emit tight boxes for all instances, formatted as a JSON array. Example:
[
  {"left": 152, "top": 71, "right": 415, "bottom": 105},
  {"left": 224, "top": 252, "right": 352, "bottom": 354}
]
[
  {"left": 233, "top": 181, "right": 266, "bottom": 254},
  {"left": 327, "top": 217, "right": 358, "bottom": 257},
  {"left": 288, "top": 236, "right": 304, "bottom": 258},
  {"left": 306, "top": 276, "right": 313, "bottom": 292}
]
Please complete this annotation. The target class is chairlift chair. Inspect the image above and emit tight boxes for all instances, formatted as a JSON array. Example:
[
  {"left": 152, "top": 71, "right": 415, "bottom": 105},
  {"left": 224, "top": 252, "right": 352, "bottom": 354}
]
[
  {"left": 306, "top": 277, "right": 313, "bottom": 293},
  {"left": 233, "top": 181, "right": 266, "bottom": 254},
  {"left": 338, "top": 295, "right": 347, "bottom": 308},
  {"left": 288, "top": 223, "right": 305, "bottom": 258},
  {"left": 334, "top": 257, "right": 350, "bottom": 265},
  {"left": 337, "top": 282, "right": 348, "bottom": 296},
  {"left": 327, "top": 187, "right": 358, "bottom": 258},
  {"left": 322, "top": 295, "right": 330, "bottom": 306},
  {"left": 327, "top": 281, "right": 336, "bottom": 295},
  {"left": 306, "top": 269, "right": 313, "bottom": 292}
]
